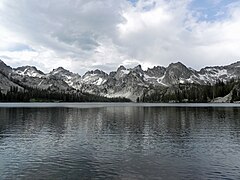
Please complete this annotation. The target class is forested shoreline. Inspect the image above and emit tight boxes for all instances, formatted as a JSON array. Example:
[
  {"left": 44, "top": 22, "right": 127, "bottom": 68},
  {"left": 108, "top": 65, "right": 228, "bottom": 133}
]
[
  {"left": 0, "top": 87, "right": 131, "bottom": 102},
  {"left": 138, "top": 79, "right": 240, "bottom": 103}
]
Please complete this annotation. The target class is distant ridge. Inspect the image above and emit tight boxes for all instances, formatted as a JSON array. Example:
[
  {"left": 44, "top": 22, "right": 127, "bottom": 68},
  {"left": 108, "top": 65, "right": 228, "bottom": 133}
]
[{"left": 1, "top": 59, "right": 240, "bottom": 102}]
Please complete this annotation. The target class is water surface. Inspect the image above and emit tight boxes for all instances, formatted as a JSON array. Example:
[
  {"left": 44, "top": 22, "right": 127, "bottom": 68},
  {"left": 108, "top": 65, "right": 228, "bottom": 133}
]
[{"left": 0, "top": 103, "right": 240, "bottom": 179}]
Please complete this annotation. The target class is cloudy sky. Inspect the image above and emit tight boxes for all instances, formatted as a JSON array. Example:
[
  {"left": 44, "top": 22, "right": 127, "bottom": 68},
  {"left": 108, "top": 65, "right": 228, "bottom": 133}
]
[{"left": 0, "top": 0, "right": 240, "bottom": 74}]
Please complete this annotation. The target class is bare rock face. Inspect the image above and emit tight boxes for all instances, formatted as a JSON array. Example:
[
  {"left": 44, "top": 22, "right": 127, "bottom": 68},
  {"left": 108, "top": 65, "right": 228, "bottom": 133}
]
[
  {"left": 0, "top": 60, "right": 23, "bottom": 93},
  {"left": 49, "top": 67, "right": 82, "bottom": 90},
  {"left": 161, "top": 62, "right": 194, "bottom": 85},
  {"left": 0, "top": 72, "right": 23, "bottom": 93},
  {"left": 0, "top": 59, "right": 13, "bottom": 76},
  {"left": 145, "top": 66, "right": 166, "bottom": 78}
]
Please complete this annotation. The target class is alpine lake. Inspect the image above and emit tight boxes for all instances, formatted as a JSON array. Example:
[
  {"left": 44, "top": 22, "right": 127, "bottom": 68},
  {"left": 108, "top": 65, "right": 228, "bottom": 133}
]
[{"left": 0, "top": 103, "right": 240, "bottom": 179}]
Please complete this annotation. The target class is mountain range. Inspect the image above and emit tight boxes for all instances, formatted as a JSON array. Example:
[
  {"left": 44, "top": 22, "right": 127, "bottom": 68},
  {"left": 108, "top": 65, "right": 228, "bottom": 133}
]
[{"left": 1, "top": 59, "right": 240, "bottom": 101}]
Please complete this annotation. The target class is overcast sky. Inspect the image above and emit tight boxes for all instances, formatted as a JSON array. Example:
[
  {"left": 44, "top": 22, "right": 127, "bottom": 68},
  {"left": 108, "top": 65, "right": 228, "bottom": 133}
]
[{"left": 0, "top": 0, "right": 240, "bottom": 74}]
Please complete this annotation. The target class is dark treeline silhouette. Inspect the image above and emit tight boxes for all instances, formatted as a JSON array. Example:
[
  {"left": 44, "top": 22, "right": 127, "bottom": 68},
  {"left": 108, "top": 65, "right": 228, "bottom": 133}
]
[
  {"left": 139, "top": 79, "right": 240, "bottom": 103},
  {"left": 0, "top": 86, "right": 131, "bottom": 102}
]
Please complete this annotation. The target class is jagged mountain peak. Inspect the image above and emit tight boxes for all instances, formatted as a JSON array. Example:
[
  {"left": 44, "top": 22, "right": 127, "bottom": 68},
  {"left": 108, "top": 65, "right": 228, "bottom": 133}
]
[
  {"left": 94, "top": 69, "right": 107, "bottom": 75},
  {"left": 166, "top": 61, "right": 191, "bottom": 73},
  {"left": 14, "top": 65, "right": 45, "bottom": 78},
  {"left": 133, "top": 64, "right": 142, "bottom": 70},
  {"left": 166, "top": 61, "right": 193, "bottom": 75},
  {"left": 54, "top": 66, "right": 67, "bottom": 71},
  {"left": 114, "top": 66, "right": 131, "bottom": 80},
  {"left": 145, "top": 66, "right": 166, "bottom": 78},
  {"left": 15, "top": 65, "right": 40, "bottom": 71},
  {"left": 117, "top": 65, "right": 126, "bottom": 72},
  {"left": 167, "top": 61, "right": 187, "bottom": 68},
  {"left": 49, "top": 66, "right": 81, "bottom": 83},
  {"left": 50, "top": 67, "right": 72, "bottom": 75},
  {"left": 112, "top": 65, "right": 142, "bottom": 75},
  {"left": 160, "top": 61, "right": 196, "bottom": 85},
  {"left": 83, "top": 69, "right": 108, "bottom": 77},
  {"left": 147, "top": 65, "right": 165, "bottom": 71},
  {"left": 131, "top": 64, "right": 144, "bottom": 75}
]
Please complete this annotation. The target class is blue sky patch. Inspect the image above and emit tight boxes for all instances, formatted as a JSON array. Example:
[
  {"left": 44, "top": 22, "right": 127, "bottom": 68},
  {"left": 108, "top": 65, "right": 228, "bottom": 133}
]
[
  {"left": 128, "top": 0, "right": 138, "bottom": 6},
  {"left": 190, "top": 0, "right": 238, "bottom": 21},
  {"left": 8, "top": 43, "right": 35, "bottom": 52},
  {"left": 128, "top": 0, "right": 238, "bottom": 21}
]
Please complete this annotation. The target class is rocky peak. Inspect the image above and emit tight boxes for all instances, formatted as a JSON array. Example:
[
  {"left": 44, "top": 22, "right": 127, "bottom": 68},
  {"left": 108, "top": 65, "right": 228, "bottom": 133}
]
[
  {"left": 82, "top": 69, "right": 108, "bottom": 86},
  {"left": 15, "top": 65, "right": 40, "bottom": 72},
  {"left": 168, "top": 62, "right": 186, "bottom": 69},
  {"left": 83, "top": 69, "right": 108, "bottom": 78},
  {"left": 117, "top": 65, "right": 126, "bottom": 72},
  {"left": 54, "top": 67, "right": 66, "bottom": 71},
  {"left": 50, "top": 67, "right": 81, "bottom": 80},
  {"left": 94, "top": 69, "right": 107, "bottom": 75},
  {"left": 166, "top": 62, "right": 191, "bottom": 73},
  {"left": 14, "top": 66, "right": 45, "bottom": 78},
  {"left": 133, "top": 64, "right": 142, "bottom": 70},
  {"left": 161, "top": 62, "right": 194, "bottom": 85},
  {"left": 51, "top": 67, "right": 70, "bottom": 75},
  {"left": 145, "top": 66, "right": 166, "bottom": 77},
  {"left": 131, "top": 64, "right": 144, "bottom": 75},
  {"left": 114, "top": 66, "right": 130, "bottom": 80}
]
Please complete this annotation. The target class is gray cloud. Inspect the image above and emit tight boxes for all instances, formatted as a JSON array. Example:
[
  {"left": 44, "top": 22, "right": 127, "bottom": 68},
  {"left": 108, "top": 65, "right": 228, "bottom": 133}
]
[
  {"left": 0, "top": 0, "right": 240, "bottom": 74},
  {"left": 0, "top": 0, "right": 128, "bottom": 73}
]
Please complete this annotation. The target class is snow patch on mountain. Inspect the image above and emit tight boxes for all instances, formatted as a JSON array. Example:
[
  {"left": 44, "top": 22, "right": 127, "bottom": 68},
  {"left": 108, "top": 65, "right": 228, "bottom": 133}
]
[
  {"left": 82, "top": 70, "right": 108, "bottom": 86},
  {"left": 14, "top": 66, "right": 45, "bottom": 78}
]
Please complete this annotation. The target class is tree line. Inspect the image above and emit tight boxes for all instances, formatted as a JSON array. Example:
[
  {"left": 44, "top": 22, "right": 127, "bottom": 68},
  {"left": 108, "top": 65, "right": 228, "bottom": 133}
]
[
  {"left": 138, "top": 79, "right": 240, "bottom": 103},
  {"left": 0, "top": 86, "right": 131, "bottom": 102}
]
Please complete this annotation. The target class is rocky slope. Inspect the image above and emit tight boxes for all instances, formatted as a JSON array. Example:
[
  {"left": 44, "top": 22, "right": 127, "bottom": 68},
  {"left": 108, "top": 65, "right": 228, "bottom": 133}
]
[{"left": 1, "top": 59, "right": 240, "bottom": 101}]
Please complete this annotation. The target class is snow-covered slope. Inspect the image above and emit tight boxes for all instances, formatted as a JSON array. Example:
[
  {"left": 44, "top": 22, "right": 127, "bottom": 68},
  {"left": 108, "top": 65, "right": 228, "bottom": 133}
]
[
  {"left": 14, "top": 66, "right": 45, "bottom": 78},
  {"left": 198, "top": 62, "right": 240, "bottom": 84},
  {"left": 49, "top": 67, "right": 82, "bottom": 89},
  {"left": 82, "top": 69, "right": 108, "bottom": 86}
]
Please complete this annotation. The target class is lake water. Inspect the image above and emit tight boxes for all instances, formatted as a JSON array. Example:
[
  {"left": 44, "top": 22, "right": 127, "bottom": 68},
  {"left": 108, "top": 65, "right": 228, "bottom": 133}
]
[{"left": 0, "top": 103, "right": 240, "bottom": 179}]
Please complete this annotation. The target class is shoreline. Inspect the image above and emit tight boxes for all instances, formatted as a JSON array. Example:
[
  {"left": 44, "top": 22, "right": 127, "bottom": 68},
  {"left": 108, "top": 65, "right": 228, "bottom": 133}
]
[{"left": 1, "top": 102, "right": 240, "bottom": 108}]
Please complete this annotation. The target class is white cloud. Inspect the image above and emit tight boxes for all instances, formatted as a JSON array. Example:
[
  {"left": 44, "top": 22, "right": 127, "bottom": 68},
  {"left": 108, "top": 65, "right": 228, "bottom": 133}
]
[
  {"left": 0, "top": 0, "right": 240, "bottom": 74},
  {"left": 116, "top": 0, "right": 240, "bottom": 69}
]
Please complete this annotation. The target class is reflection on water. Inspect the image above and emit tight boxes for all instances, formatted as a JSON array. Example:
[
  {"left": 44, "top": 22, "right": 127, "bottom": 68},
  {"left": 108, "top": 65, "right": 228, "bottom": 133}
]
[{"left": 0, "top": 106, "right": 240, "bottom": 179}]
